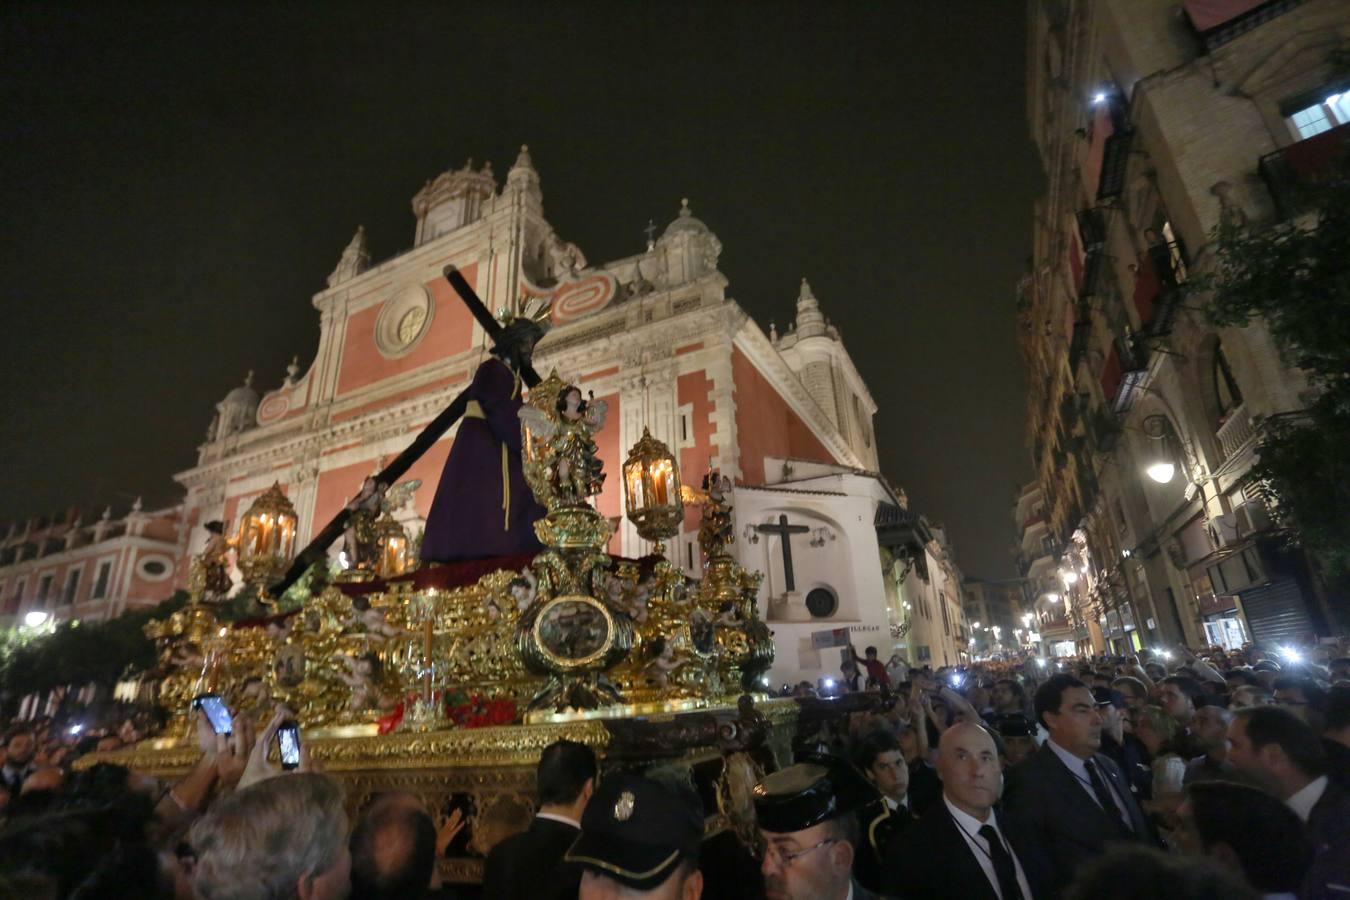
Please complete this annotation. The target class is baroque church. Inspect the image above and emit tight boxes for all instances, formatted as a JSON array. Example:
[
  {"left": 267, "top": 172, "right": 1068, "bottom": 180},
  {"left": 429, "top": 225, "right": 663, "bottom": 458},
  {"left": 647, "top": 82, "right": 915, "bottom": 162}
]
[{"left": 177, "top": 147, "right": 966, "bottom": 682}]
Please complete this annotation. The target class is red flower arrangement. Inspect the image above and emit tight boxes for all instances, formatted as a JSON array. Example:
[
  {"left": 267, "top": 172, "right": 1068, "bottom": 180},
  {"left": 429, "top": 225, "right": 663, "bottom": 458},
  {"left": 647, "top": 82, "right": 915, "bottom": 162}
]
[{"left": 445, "top": 690, "right": 517, "bottom": 728}]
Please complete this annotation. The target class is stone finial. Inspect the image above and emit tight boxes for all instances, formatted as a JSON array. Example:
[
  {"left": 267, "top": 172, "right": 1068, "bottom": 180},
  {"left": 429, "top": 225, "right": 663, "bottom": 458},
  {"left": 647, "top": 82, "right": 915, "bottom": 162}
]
[
  {"left": 506, "top": 144, "right": 541, "bottom": 195},
  {"left": 327, "top": 225, "right": 370, "bottom": 288},
  {"left": 244, "top": 370, "right": 254, "bottom": 388},
  {"left": 286, "top": 356, "right": 300, "bottom": 385},
  {"left": 768, "top": 320, "right": 779, "bottom": 342},
  {"left": 131, "top": 496, "right": 143, "bottom": 513},
  {"left": 678, "top": 197, "right": 692, "bottom": 219},
  {"left": 100, "top": 506, "right": 111, "bottom": 521},
  {"left": 794, "top": 277, "right": 827, "bottom": 338}
]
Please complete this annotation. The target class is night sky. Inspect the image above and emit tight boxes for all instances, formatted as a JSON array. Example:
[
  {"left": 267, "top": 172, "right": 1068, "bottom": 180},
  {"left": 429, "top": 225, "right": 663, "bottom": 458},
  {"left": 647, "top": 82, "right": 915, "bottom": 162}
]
[{"left": 1, "top": 2, "right": 1041, "bottom": 578}]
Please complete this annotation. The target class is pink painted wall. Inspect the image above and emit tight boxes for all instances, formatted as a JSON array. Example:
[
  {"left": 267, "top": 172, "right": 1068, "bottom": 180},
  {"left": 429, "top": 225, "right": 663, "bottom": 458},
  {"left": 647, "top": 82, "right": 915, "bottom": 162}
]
[
  {"left": 336, "top": 262, "right": 478, "bottom": 397},
  {"left": 731, "top": 347, "right": 837, "bottom": 485}
]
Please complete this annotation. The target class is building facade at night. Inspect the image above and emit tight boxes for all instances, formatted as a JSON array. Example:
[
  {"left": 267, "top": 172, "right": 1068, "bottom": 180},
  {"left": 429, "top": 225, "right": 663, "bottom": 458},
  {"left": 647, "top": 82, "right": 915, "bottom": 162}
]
[
  {"left": 1019, "top": 0, "right": 1348, "bottom": 654},
  {"left": 166, "top": 147, "right": 950, "bottom": 684},
  {"left": 0, "top": 502, "right": 185, "bottom": 628},
  {"left": 963, "top": 576, "right": 1029, "bottom": 659}
]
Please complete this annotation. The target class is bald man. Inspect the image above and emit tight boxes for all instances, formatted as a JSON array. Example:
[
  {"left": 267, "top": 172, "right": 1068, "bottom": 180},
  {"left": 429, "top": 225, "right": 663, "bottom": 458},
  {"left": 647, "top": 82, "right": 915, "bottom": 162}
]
[{"left": 883, "top": 722, "right": 1039, "bottom": 899}]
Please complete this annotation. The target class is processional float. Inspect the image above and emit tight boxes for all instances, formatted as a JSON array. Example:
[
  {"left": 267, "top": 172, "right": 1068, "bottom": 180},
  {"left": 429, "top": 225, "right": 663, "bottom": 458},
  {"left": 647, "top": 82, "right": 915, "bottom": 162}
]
[{"left": 97, "top": 267, "right": 884, "bottom": 883}]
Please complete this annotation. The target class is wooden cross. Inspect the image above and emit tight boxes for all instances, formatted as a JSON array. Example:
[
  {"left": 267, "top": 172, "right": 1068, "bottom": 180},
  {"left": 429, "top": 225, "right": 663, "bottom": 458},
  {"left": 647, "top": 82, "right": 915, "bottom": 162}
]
[
  {"left": 755, "top": 515, "right": 811, "bottom": 592},
  {"left": 269, "top": 266, "right": 542, "bottom": 595}
]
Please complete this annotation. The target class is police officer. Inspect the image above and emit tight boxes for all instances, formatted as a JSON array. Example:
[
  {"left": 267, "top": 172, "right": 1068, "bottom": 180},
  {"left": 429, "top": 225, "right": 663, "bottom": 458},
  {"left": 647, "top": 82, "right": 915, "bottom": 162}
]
[
  {"left": 566, "top": 773, "right": 706, "bottom": 899},
  {"left": 754, "top": 754, "right": 889, "bottom": 900}
]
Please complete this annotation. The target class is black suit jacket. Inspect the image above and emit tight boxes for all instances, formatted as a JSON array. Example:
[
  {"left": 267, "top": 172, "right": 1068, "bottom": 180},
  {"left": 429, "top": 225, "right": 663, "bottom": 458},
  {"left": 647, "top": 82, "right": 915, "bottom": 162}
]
[
  {"left": 882, "top": 801, "right": 1037, "bottom": 900},
  {"left": 481, "top": 815, "right": 580, "bottom": 900},
  {"left": 1001, "top": 744, "right": 1152, "bottom": 898},
  {"left": 1303, "top": 781, "right": 1350, "bottom": 900}
]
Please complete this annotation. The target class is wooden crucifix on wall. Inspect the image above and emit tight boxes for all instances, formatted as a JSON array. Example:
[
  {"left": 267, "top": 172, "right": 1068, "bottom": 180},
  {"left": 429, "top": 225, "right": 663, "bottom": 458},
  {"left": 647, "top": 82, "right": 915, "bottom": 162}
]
[{"left": 755, "top": 514, "right": 811, "bottom": 592}]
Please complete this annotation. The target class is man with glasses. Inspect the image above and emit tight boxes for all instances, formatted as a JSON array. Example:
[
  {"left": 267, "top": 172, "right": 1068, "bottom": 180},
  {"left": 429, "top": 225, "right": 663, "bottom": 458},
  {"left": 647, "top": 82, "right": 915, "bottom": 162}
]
[{"left": 753, "top": 754, "right": 886, "bottom": 900}]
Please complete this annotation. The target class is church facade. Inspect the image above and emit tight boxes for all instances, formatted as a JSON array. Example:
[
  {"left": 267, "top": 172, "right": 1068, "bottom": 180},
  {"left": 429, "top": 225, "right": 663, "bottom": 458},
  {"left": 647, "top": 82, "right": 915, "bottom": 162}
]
[{"left": 172, "top": 147, "right": 941, "bottom": 684}]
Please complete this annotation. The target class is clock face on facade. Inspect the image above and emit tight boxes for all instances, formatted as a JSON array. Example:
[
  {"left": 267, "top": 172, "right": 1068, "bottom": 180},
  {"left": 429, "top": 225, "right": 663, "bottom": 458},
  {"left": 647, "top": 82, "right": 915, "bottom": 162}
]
[
  {"left": 374, "top": 283, "right": 433, "bottom": 358},
  {"left": 396, "top": 306, "right": 426, "bottom": 345}
]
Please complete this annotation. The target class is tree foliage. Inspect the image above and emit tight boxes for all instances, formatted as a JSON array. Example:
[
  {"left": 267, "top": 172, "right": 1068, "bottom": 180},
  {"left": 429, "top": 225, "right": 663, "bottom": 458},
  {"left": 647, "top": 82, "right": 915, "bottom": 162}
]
[
  {"left": 0, "top": 591, "right": 188, "bottom": 710},
  {"left": 1191, "top": 152, "right": 1350, "bottom": 585}
]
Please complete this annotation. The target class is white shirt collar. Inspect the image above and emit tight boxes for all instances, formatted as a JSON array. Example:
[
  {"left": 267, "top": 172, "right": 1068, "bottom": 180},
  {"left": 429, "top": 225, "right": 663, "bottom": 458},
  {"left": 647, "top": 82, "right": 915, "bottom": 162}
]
[
  {"left": 1286, "top": 775, "right": 1328, "bottom": 823},
  {"left": 943, "top": 793, "right": 995, "bottom": 831},
  {"left": 1047, "top": 736, "right": 1091, "bottom": 776},
  {"left": 885, "top": 795, "right": 909, "bottom": 812},
  {"left": 535, "top": 811, "right": 581, "bottom": 829}
]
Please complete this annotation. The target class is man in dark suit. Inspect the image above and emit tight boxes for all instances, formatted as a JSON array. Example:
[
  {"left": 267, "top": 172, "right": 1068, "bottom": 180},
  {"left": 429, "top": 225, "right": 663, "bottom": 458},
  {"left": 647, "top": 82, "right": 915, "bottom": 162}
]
[
  {"left": 1001, "top": 674, "right": 1152, "bottom": 897},
  {"left": 482, "top": 739, "right": 596, "bottom": 900},
  {"left": 1226, "top": 705, "right": 1350, "bottom": 900},
  {"left": 882, "top": 721, "right": 1038, "bottom": 899}
]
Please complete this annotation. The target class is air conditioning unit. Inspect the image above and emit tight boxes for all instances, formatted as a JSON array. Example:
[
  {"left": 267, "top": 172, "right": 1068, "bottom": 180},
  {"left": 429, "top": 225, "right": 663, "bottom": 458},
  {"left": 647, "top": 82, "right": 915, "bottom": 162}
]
[
  {"left": 1234, "top": 502, "right": 1272, "bottom": 537},
  {"left": 1208, "top": 513, "right": 1240, "bottom": 548}
]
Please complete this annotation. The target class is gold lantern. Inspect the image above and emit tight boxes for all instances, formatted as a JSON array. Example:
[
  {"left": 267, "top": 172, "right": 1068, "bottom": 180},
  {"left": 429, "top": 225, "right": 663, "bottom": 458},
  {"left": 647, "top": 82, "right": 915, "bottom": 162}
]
[
  {"left": 623, "top": 427, "right": 684, "bottom": 555},
  {"left": 236, "top": 482, "right": 298, "bottom": 586},
  {"left": 373, "top": 512, "right": 411, "bottom": 578}
]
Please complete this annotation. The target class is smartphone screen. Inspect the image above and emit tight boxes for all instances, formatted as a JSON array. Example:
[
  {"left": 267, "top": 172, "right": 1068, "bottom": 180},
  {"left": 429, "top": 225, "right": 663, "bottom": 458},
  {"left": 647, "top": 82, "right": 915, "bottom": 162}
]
[
  {"left": 193, "top": 694, "right": 233, "bottom": 735},
  {"left": 277, "top": 721, "right": 301, "bottom": 770}
]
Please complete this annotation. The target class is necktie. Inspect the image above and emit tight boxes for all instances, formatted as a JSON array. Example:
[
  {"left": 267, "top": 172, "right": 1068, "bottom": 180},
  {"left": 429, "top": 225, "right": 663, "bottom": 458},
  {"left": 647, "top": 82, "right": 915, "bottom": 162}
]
[
  {"left": 978, "top": 824, "right": 1024, "bottom": 900},
  {"left": 1084, "top": 759, "right": 1130, "bottom": 833}
]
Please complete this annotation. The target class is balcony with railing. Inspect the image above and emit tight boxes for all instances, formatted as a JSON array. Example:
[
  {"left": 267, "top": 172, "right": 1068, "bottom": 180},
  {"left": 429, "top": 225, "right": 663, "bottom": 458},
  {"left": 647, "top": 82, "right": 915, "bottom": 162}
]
[
  {"left": 1216, "top": 404, "right": 1256, "bottom": 461},
  {"left": 1183, "top": 0, "right": 1304, "bottom": 52},
  {"left": 1098, "top": 131, "right": 1133, "bottom": 201},
  {"left": 1260, "top": 121, "right": 1350, "bottom": 219}
]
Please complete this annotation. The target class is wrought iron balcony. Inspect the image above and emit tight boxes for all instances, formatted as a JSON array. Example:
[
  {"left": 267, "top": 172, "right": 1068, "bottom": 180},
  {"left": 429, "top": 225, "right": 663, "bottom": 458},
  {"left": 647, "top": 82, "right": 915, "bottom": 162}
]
[
  {"left": 1097, "top": 131, "right": 1133, "bottom": 201},
  {"left": 1259, "top": 121, "right": 1350, "bottom": 219},
  {"left": 1069, "top": 319, "right": 1092, "bottom": 369},
  {"left": 1081, "top": 248, "right": 1107, "bottom": 299},
  {"left": 1076, "top": 208, "right": 1107, "bottom": 250},
  {"left": 1184, "top": 0, "right": 1303, "bottom": 52},
  {"left": 1216, "top": 404, "right": 1257, "bottom": 461}
]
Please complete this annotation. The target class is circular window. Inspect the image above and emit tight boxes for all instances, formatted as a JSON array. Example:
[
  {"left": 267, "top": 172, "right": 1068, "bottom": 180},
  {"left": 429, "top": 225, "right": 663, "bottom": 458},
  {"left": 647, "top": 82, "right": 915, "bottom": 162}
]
[
  {"left": 137, "top": 555, "right": 174, "bottom": 582},
  {"left": 374, "top": 283, "right": 433, "bottom": 358},
  {"left": 806, "top": 587, "right": 837, "bottom": 618}
]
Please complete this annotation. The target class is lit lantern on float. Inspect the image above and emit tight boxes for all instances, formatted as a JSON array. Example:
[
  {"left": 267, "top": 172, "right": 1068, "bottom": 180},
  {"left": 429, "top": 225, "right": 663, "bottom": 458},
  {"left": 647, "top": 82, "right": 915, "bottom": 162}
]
[
  {"left": 236, "top": 482, "right": 298, "bottom": 586},
  {"left": 622, "top": 427, "right": 684, "bottom": 555},
  {"left": 374, "top": 512, "right": 411, "bottom": 578}
]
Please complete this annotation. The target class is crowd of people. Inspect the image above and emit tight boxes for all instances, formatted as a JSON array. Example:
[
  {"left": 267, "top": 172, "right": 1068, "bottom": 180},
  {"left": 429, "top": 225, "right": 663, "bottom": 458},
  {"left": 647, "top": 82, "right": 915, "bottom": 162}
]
[{"left": 0, "top": 639, "right": 1345, "bottom": 899}]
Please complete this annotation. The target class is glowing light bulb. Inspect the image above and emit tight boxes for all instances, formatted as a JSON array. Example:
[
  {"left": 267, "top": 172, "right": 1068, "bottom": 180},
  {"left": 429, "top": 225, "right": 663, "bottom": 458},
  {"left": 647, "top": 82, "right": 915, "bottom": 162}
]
[{"left": 1147, "top": 462, "right": 1176, "bottom": 484}]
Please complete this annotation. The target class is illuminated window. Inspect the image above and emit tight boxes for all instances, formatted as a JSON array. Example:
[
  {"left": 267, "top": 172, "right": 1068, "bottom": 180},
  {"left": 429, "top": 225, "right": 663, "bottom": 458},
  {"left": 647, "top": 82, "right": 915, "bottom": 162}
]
[{"left": 1286, "top": 92, "right": 1350, "bottom": 140}]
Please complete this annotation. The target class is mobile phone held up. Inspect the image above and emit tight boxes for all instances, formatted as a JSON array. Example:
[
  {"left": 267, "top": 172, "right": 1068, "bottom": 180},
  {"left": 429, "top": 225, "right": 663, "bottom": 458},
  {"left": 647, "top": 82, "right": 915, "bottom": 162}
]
[
  {"left": 277, "top": 720, "right": 301, "bottom": 770},
  {"left": 193, "top": 694, "right": 233, "bottom": 736}
]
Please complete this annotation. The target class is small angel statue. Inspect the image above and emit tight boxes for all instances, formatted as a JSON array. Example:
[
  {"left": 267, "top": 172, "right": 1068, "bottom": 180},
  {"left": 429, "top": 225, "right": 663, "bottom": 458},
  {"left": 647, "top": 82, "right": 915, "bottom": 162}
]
[
  {"left": 518, "top": 383, "right": 608, "bottom": 508},
  {"left": 336, "top": 651, "right": 382, "bottom": 712},
  {"left": 644, "top": 636, "right": 688, "bottom": 689},
  {"left": 342, "top": 476, "right": 421, "bottom": 572},
  {"left": 508, "top": 569, "right": 538, "bottom": 612}
]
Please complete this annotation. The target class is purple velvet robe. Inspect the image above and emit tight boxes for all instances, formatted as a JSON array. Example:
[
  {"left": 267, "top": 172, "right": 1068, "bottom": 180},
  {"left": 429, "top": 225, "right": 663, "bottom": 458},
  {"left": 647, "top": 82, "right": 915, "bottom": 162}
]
[{"left": 420, "top": 357, "right": 546, "bottom": 563}]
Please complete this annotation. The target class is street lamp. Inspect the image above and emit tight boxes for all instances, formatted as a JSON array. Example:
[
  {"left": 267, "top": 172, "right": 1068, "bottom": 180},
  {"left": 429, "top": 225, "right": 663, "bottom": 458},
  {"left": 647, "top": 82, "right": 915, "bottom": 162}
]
[
  {"left": 23, "top": 610, "right": 50, "bottom": 628},
  {"left": 1146, "top": 461, "right": 1176, "bottom": 484},
  {"left": 1143, "top": 414, "right": 1181, "bottom": 484},
  {"left": 1061, "top": 569, "right": 1079, "bottom": 585},
  {"left": 1045, "top": 593, "right": 1061, "bottom": 603}
]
